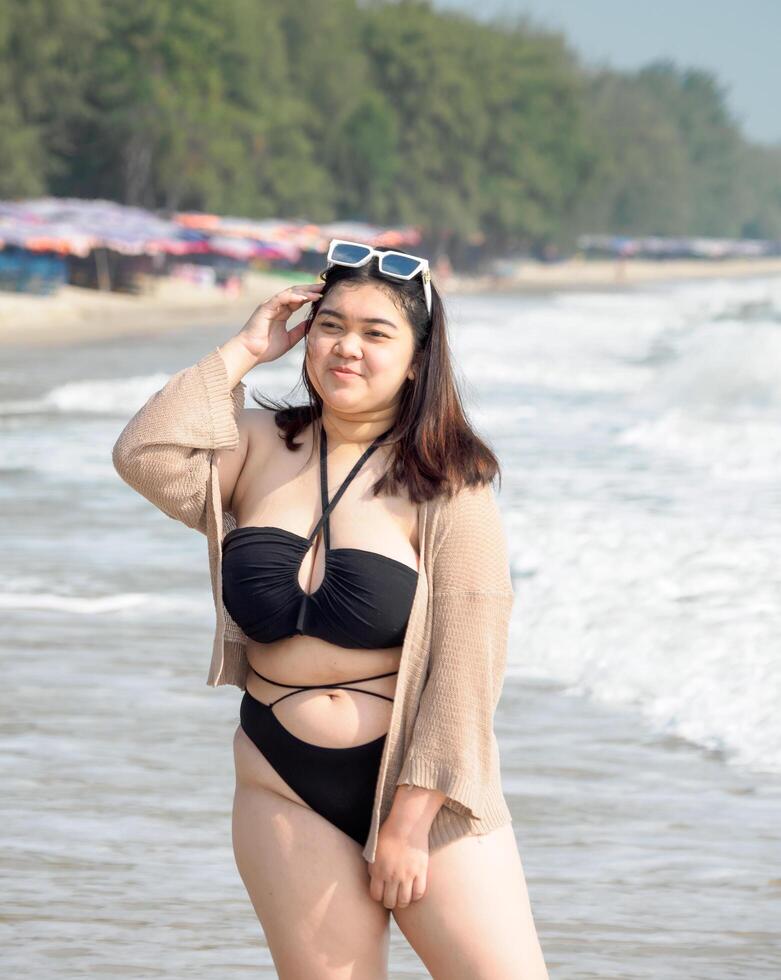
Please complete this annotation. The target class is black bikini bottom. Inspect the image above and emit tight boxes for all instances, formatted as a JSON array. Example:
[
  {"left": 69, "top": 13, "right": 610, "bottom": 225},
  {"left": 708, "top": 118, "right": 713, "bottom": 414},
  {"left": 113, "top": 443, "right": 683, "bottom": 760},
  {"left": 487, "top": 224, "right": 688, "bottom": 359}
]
[{"left": 238, "top": 665, "right": 397, "bottom": 847}]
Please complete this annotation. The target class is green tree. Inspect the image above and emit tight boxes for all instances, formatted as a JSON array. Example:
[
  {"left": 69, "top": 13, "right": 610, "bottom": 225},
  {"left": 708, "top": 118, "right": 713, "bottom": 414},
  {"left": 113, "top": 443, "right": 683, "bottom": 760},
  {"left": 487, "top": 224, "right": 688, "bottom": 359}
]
[
  {"left": 0, "top": 0, "right": 103, "bottom": 197},
  {"left": 0, "top": 0, "right": 777, "bottom": 261}
]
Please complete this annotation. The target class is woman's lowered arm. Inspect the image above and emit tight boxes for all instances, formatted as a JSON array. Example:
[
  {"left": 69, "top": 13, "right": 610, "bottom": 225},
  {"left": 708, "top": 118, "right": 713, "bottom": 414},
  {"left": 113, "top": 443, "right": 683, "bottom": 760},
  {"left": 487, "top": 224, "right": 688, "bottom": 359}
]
[{"left": 395, "top": 482, "right": 515, "bottom": 821}]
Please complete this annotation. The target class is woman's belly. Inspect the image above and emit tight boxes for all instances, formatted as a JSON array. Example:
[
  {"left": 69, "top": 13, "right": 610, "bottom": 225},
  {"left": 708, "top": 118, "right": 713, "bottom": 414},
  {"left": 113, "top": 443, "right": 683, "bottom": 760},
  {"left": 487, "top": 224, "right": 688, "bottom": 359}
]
[{"left": 244, "top": 633, "right": 401, "bottom": 749}]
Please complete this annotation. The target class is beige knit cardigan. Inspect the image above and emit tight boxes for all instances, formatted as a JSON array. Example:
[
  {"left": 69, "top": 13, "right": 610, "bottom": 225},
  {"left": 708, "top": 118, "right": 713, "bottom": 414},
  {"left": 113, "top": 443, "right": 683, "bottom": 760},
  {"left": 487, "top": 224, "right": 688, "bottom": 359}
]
[{"left": 111, "top": 346, "right": 515, "bottom": 863}]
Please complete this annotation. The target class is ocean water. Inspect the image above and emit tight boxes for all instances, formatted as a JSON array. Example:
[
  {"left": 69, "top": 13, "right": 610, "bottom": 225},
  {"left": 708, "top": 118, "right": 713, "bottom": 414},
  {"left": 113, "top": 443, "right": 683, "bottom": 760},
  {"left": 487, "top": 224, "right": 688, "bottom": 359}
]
[{"left": 1, "top": 274, "right": 780, "bottom": 978}]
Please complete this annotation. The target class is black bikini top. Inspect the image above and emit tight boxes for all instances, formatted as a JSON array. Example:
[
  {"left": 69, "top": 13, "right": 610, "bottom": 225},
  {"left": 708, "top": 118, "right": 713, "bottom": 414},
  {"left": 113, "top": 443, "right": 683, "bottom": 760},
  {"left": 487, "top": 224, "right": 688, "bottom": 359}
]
[{"left": 221, "top": 425, "right": 419, "bottom": 649}]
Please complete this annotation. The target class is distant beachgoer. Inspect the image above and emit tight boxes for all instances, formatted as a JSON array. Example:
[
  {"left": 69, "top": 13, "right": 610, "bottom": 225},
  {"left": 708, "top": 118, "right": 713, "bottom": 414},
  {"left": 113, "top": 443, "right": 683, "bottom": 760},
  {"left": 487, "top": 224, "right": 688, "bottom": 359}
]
[{"left": 433, "top": 252, "right": 454, "bottom": 283}]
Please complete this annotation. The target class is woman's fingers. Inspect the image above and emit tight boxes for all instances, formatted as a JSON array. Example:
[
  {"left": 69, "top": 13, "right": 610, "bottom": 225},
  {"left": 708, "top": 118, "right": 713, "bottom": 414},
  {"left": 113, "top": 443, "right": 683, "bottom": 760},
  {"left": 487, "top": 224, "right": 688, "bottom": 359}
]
[
  {"left": 289, "top": 282, "right": 324, "bottom": 299},
  {"left": 235, "top": 281, "right": 324, "bottom": 362},
  {"left": 285, "top": 319, "right": 308, "bottom": 348},
  {"left": 382, "top": 879, "right": 400, "bottom": 910},
  {"left": 395, "top": 878, "right": 414, "bottom": 909},
  {"left": 411, "top": 870, "right": 427, "bottom": 902},
  {"left": 265, "top": 283, "right": 322, "bottom": 319}
]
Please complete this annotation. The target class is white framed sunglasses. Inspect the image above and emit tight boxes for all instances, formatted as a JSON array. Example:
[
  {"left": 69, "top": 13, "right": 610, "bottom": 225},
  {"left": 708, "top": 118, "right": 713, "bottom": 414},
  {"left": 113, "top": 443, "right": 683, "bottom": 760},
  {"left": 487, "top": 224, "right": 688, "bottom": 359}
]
[{"left": 323, "top": 238, "right": 432, "bottom": 315}]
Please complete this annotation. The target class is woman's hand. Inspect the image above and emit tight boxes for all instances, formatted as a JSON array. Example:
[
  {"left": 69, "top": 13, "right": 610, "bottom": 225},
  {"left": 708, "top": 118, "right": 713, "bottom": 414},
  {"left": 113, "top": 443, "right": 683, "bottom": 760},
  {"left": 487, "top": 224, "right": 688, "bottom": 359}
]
[
  {"left": 367, "top": 819, "right": 430, "bottom": 909},
  {"left": 236, "top": 281, "right": 325, "bottom": 364}
]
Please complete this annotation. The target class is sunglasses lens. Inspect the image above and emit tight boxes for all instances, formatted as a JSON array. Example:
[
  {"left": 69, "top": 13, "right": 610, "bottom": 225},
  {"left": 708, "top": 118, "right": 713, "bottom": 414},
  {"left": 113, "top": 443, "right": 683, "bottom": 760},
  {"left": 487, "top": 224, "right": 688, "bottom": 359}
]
[
  {"left": 380, "top": 253, "right": 421, "bottom": 278},
  {"left": 330, "top": 243, "right": 371, "bottom": 264}
]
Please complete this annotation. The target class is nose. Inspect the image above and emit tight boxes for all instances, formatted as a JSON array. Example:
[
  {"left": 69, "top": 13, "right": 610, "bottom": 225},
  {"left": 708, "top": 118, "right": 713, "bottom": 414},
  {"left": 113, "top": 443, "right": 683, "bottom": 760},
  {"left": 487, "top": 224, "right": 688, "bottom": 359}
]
[{"left": 334, "top": 333, "right": 363, "bottom": 357}]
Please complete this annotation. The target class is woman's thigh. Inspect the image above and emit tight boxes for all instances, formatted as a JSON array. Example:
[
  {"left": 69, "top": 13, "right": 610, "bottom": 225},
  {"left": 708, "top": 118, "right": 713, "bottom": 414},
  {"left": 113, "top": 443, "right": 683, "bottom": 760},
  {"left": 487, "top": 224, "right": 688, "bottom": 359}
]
[
  {"left": 392, "top": 822, "right": 549, "bottom": 980},
  {"left": 231, "top": 725, "right": 391, "bottom": 980}
]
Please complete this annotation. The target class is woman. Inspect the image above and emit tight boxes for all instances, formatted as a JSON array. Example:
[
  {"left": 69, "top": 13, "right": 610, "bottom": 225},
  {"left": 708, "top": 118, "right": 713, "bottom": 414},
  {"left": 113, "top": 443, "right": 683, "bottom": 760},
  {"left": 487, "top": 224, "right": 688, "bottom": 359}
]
[{"left": 112, "top": 240, "right": 549, "bottom": 979}]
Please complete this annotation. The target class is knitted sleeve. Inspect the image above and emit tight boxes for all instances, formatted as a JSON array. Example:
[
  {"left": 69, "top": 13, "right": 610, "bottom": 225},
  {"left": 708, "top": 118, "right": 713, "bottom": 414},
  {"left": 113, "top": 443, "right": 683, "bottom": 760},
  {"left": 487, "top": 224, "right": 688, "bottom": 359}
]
[
  {"left": 111, "top": 347, "right": 245, "bottom": 534},
  {"left": 396, "top": 482, "right": 515, "bottom": 820}
]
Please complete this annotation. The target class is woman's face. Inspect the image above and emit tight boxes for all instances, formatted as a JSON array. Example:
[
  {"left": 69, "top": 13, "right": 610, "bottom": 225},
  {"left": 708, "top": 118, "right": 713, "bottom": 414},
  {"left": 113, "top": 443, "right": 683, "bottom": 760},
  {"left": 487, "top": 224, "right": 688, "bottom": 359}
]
[{"left": 305, "top": 282, "right": 416, "bottom": 414}]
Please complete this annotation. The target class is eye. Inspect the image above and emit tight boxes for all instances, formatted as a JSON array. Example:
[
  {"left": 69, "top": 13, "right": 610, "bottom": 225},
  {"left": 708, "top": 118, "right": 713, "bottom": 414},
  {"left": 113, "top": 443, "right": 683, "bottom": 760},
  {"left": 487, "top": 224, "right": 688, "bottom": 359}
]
[{"left": 320, "top": 321, "right": 388, "bottom": 339}]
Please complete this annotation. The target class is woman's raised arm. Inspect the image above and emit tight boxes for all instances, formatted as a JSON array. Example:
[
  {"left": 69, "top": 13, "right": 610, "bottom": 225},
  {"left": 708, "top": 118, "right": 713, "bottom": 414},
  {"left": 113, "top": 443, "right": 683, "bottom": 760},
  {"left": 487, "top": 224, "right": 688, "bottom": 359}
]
[
  {"left": 111, "top": 282, "right": 324, "bottom": 532},
  {"left": 111, "top": 345, "right": 248, "bottom": 533}
]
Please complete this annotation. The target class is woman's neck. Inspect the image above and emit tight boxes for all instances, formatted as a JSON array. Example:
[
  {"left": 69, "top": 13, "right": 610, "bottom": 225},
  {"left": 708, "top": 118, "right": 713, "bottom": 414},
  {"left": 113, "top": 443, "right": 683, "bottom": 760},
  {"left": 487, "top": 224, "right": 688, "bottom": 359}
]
[{"left": 319, "top": 405, "right": 396, "bottom": 452}]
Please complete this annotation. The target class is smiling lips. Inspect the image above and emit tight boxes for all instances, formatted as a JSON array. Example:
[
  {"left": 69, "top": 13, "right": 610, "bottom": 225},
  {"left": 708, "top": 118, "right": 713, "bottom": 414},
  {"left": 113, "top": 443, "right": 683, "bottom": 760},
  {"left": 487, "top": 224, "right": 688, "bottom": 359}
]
[{"left": 330, "top": 366, "right": 360, "bottom": 377}]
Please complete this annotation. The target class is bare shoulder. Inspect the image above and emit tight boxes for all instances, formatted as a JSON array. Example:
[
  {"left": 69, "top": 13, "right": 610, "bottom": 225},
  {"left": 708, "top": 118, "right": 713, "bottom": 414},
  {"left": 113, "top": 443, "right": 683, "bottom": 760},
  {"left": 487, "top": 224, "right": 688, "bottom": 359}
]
[
  {"left": 243, "top": 404, "right": 282, "bottom": 447},
  {"left": 214, "top": 406, "right": 280, "bottom": 513}
]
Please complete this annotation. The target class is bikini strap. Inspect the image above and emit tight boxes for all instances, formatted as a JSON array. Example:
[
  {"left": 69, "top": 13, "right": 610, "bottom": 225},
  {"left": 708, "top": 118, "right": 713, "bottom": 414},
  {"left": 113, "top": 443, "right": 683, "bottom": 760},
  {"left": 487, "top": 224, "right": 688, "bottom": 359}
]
[
  {"left": 249, "top": 665, "right": 400, "bottom": 708},
  {"left": 250, "top": 665, "right": 399, "bottom": 687},
  {"left": 269, "top": 686, "right": 394, "bottom": 707},
  {"left": 307, "top": 425, "right": 393, "bottom": 551}
]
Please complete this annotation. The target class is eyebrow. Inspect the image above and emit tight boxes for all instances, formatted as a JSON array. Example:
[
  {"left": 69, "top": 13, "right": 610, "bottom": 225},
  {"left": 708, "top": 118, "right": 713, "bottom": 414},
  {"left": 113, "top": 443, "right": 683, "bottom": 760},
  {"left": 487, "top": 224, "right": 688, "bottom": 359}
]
[{"left": 316, "top": 307, "right": 399, "bottom": 331}]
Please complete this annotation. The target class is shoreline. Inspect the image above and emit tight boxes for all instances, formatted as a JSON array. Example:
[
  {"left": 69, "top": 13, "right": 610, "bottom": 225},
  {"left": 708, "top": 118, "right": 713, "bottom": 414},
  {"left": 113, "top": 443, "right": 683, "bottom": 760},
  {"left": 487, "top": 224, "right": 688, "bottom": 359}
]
[
  {"left": 444, "top": 253, "right": 781, "bottom": 293},
  {"left": 2, "top": 256, "right": 781, "bottom": 349}
]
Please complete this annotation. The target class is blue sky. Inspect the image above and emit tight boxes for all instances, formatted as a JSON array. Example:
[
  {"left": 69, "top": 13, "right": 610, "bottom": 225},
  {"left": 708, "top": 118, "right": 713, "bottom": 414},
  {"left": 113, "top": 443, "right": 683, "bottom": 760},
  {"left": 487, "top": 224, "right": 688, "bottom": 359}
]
[{"left": 433, "top": 0, "right": 780, "bottom": 146}]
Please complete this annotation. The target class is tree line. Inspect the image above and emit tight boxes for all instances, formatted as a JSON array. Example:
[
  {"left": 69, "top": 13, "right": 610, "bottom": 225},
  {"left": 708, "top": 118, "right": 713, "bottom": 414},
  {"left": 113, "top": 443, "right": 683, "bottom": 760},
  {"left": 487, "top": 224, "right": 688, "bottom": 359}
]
[{"left": 1, "top": 0, "right": 779, "bottom": 263}]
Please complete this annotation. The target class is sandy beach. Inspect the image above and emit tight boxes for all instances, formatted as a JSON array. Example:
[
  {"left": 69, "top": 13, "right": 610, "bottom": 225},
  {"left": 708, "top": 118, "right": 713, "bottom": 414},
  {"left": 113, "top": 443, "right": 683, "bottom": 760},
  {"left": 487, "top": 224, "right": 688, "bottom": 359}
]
[{"left": 2, "top": 255, "right": 781, "bottom": 349}]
